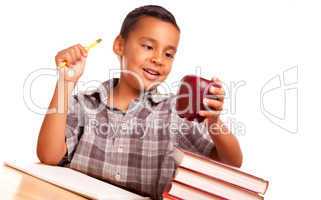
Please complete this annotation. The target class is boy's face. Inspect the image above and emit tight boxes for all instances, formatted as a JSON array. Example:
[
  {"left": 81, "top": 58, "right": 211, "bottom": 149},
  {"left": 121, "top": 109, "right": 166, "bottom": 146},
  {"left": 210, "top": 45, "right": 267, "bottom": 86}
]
[{"left": 114, "top": 16, "right": 180, "bottom": 91}]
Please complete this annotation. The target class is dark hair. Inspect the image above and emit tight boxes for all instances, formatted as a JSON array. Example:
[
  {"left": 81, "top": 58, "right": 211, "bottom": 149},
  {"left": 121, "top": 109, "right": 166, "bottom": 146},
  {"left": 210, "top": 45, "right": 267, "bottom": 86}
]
[{"left": 120, "top": 5, "right": 180, "bottom": 39}]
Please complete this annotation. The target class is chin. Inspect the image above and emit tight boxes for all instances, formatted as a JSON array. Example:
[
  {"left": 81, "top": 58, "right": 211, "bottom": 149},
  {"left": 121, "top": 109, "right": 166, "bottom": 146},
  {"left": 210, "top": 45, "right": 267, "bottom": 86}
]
[{"left": 144, "top": 77, "right": 165, "bottom": 91}]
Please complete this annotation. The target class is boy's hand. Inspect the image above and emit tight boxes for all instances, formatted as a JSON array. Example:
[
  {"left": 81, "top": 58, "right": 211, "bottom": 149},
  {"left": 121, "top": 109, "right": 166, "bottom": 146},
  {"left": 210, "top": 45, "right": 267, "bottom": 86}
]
[
  {"left": 55, "top": 44, "right": 88, "bottom": 83},
  {"left": 198, "top": 77, "right": 225, "bottom": 125}
]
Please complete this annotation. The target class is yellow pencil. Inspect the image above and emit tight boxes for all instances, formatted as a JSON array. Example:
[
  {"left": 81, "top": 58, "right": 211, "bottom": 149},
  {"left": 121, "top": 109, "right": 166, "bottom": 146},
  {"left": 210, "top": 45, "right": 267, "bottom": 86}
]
[{"left": 58, "top": 38, "right": 102, "bottom": 68}]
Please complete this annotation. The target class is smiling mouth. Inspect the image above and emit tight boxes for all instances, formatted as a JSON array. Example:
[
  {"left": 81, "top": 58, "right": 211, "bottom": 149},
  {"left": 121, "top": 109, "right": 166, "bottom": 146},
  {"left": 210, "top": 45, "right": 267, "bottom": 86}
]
[{"left": 143, "top": 68, "right": 160, "bottom": 76}]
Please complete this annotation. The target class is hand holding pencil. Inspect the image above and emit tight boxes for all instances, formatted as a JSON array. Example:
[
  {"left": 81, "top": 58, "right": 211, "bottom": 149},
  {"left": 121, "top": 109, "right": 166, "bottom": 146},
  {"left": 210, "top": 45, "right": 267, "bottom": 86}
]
[{"left": 55, "top": 38, "right": 102, "bottom": 82}]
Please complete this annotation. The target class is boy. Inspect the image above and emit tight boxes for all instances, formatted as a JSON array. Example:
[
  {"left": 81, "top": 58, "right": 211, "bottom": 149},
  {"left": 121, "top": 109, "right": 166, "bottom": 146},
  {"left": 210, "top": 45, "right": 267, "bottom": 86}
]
[{"left": 37, "top": 5, "right": 242, "bottom": 200}]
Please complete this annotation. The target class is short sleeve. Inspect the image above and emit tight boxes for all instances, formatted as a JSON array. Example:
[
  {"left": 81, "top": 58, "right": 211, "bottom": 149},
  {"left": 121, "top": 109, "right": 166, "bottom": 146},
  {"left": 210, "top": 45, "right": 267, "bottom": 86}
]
[
  {"left": 58, "top": 94, "right": 85, "bottom": 166},
  {"left": 170, "top": 109, "right": 215, "bottom": 157}
]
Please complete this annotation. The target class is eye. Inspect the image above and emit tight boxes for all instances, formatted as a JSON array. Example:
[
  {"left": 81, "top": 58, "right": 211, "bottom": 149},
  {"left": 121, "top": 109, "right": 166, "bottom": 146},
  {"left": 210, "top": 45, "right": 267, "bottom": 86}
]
[
  {"left": 142, "top": 44, "right": 153, "bottom": 50},
  {"left": 165, "top": 52, "right": 174, "bottom": 59}
]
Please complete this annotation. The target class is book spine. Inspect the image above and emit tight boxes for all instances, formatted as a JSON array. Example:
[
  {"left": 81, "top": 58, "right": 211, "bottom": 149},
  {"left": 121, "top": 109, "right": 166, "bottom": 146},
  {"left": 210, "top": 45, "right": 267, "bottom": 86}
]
[
  {"left": 175, "top": 148, "right": 268, "bottom": 194},
  {"left": 170, "top": 181, "right": 228, "bottom": 200},
  {"left": 162, "top": 192, "right": 183, "bottom": 200},
  {"left": 176, "top": 166, "right": 263, "bottom": 199}
]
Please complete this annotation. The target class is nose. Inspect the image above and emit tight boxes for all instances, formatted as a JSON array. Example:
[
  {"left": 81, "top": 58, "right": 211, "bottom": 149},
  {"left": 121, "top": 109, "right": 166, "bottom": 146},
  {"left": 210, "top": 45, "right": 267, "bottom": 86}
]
[{"left": 151, "top": 51, "right": 163, "bottom": 66}]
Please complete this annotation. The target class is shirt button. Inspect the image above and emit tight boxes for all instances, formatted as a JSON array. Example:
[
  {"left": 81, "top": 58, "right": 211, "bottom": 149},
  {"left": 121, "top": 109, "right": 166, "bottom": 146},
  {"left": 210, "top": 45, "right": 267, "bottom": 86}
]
[
  {"left": 115, "top": 173, "right": 121, "bottom": 181},
  {"left": 121, "top": 124, "right": 127, "bottom": 131}
]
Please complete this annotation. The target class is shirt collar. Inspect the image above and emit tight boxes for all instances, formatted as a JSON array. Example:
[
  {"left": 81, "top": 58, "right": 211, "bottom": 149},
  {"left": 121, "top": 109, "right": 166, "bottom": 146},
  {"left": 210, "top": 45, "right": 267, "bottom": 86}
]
[{"left": 99, "top": 78, "right": 169, "bottom": 106}]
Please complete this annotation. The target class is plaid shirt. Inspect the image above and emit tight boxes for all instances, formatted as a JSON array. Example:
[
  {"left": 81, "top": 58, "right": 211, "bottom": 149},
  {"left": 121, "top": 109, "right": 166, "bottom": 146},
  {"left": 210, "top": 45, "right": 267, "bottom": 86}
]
[{"left": 59, "top": 78, "right": 215, "bottom": 200}]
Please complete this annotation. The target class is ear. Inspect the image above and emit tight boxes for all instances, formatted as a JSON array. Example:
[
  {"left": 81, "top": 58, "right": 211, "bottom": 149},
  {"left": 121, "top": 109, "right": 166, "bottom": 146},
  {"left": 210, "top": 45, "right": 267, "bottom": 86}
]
[{"left": 113, "top": 35, "right": 125, "bottom": 57}]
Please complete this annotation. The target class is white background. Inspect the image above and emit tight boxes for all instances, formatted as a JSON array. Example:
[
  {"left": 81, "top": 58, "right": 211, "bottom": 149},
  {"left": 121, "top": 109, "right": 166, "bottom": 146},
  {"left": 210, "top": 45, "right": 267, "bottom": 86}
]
[{"left": 0, "top": 0, "right": 320, "bottom": 199}]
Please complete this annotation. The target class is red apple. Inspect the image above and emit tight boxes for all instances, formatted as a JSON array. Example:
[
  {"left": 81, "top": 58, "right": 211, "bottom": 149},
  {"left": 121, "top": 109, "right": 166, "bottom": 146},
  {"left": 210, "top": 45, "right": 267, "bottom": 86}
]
[{"left": 176, "top": 75, "right": 221, "bottom": 122}]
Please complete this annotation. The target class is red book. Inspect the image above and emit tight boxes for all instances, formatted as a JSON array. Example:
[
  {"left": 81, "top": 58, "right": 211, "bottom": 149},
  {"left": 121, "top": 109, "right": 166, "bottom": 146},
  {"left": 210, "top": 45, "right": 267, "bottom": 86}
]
[
  {"left": 162, "top": 192, "right": 183, "bottom": 200},
  {"left": 173, "top": 148, "right": 269, "bottom": 195},
  {"left": 174, "top": 167, "right": 264, "bottom": 200},
  {"left": 166, "top": 181, "right": 226, "bottom": 200}
]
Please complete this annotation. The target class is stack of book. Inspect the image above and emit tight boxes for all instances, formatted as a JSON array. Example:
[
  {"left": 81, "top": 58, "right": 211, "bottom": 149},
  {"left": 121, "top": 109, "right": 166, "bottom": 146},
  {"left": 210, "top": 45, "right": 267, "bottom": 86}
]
[{"left": 163, "top": 148, "right": 269, "bottom": 200}]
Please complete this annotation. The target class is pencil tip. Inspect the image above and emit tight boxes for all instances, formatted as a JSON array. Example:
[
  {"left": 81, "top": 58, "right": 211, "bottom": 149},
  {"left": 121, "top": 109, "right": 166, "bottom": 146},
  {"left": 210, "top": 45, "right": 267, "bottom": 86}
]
[{"left": 96, "top": 38, "right": 102, "bottom": 43}]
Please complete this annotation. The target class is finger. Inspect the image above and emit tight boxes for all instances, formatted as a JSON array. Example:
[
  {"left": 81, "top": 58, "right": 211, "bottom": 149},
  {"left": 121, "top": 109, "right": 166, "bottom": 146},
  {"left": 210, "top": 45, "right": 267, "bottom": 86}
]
[
  {"left": 203, "top": 98, "right": 223, "bottom": 111},
  {"left": 63, "top": 52, "right": 73, "bottom": 67},
  {"left": 210, "top": 77, "right": 222, "bottom": 88},
  {"left": 69, "top": 47, "right": 77, "bottom": 65},
  {"left": 73, "top": 45, "right": 82, "bottom": 61},
  {"left": 209, "top": 86, "right": 225, "bottom": 95},
  {"left": 55, "top": 54, "right": 66, "bottom": 67},
  {"left": 199, "top": 110, "right": 221, "bottom": 117},
  {"left": 207, "top": 94, "right": 224, "bottom": 101},
  {"left": 207, "top": 86, "right": 225, "bottom": 101},
  {"left": 211, "top": 76, "right": 221, "bottom": 83},
  {"left": 56, "top": 52, "right": 71, "bottom": 67},
  {"left": 80, "top": 56, "right": 87, "bottom": 64},
  {"left": 75, "top": 56, "right": 86, "bottom": 67},
  {"left": 78, "top": 44, "right": 88, "bottom": 57}
]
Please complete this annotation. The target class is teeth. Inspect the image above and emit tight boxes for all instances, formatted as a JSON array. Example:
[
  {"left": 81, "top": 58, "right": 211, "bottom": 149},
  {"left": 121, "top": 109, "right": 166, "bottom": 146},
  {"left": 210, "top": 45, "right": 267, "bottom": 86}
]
[{"left": 144, "top": 68, "right": 159, "bottom": 75}]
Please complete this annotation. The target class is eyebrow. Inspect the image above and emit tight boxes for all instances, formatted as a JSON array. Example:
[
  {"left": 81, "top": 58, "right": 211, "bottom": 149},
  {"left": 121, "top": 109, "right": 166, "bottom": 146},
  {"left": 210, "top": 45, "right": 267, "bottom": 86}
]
[{"left": 140, "top": 36, "right": 177, "bottom": 52}]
